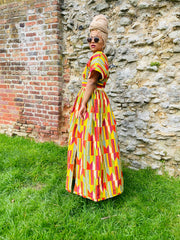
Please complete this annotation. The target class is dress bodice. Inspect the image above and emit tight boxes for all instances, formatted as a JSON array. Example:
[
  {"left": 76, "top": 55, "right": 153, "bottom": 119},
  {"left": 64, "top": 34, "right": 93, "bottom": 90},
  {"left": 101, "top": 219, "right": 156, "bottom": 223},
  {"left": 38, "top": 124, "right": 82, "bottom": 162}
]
[{"left": 82, "top": 51, "right": 109, "bottom": 88}]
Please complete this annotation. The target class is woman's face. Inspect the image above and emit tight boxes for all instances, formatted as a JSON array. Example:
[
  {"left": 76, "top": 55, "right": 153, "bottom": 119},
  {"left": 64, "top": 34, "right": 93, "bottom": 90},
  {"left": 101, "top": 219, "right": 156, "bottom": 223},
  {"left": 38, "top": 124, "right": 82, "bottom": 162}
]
[{"left": 88, "top": 30, "right": 104, "bottom": 53}]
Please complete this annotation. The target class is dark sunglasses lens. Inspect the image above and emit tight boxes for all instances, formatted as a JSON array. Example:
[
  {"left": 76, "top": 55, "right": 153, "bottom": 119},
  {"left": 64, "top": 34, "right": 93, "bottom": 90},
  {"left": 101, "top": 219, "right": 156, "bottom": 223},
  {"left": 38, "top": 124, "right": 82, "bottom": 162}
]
[
  {"left": 87, "top": 37, "right": 100, "bottom": 43},
  {"left": 87, "top": 37, "right": 92, "bottom": 43},
  {"left": 94, "top": 37, "right": 99, "bottom": 43}
]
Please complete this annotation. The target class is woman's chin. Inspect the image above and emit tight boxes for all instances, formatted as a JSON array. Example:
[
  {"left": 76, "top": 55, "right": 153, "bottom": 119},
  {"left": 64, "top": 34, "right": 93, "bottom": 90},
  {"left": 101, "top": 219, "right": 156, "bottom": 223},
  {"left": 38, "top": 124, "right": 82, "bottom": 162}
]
[
  {"left": 90, "top": 48, "right": 96, "bottom": 53},
  {"left": 90, "top": 48, "right": 103, "bottom": 53}
]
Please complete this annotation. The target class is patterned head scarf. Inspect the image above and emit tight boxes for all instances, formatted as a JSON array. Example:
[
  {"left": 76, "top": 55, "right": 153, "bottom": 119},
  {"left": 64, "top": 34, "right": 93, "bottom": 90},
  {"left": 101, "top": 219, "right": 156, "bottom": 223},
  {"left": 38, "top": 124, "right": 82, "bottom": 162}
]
[{"left": 89, "top": 15, "right": 108, "bottom": 48}]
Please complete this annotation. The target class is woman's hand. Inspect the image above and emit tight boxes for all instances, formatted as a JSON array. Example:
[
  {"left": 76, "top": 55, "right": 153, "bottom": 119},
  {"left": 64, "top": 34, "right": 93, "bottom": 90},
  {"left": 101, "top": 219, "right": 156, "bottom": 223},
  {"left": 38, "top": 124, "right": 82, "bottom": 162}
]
[
  {"left": 78, "top": 70, "right": 101, "bottom": 120},
  {"left": 78, "top": 103, "right": 87, "bottom": 120}
]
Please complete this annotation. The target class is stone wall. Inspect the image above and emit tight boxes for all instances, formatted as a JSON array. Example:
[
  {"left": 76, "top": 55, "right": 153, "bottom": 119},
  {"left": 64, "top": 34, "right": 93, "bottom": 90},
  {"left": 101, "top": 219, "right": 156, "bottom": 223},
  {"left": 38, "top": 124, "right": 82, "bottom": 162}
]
[
  {"left": 61, "top": 0, "right": 180, "bottom": 176},
  {"left": 0, "top": 0, "right": 179, "bottom": 175},
  {"left": 0, "top": 0, "right": 64, "bottom": 142}
]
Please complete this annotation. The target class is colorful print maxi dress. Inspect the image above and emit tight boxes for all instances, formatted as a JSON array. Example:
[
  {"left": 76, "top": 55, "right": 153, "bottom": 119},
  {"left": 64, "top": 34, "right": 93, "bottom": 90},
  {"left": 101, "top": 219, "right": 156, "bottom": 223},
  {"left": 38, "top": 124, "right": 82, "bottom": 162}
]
[{"left": 66, "top": 51, "right": 124, "bottom": 202}]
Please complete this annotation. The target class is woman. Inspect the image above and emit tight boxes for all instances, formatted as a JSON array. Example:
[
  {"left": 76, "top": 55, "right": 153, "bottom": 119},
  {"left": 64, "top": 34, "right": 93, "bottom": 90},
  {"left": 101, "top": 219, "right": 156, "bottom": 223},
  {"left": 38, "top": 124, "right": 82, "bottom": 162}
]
[{"left": 66, "top": 15, "right": 124, "bottom": 202}]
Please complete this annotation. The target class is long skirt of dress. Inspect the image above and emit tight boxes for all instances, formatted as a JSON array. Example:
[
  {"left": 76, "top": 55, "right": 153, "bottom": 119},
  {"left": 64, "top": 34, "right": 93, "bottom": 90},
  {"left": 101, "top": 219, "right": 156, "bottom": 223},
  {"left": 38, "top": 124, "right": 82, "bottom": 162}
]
[{"left": 66, "top": 87, "right": 124, "bottom": 202}]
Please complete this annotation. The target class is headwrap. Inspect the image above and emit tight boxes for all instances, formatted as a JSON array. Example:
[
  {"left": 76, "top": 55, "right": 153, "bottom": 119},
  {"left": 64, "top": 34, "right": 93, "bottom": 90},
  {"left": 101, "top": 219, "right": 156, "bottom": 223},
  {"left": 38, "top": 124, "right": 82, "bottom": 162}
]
[{"left": 89, "top": 15, "right": 108, "bottom": 48}]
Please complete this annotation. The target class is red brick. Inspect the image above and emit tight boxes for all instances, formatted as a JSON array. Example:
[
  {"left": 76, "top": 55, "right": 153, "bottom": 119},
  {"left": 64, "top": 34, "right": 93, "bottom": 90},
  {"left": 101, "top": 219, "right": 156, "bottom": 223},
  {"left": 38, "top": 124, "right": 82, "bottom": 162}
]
[
  {"left": 52, "top": 1, "right": 58, "bottom": 5},
  {"left": 0, "top": 19, "right": 7, "bottom": 24},
  {"left": 0, "top": 53, "right": 5, "bottom": 57},
  {"left": 46, "top": 72, "right": 54, "bottom": 76},
  {"left": 45, "top": 18, "right": 59, "bottom": 24},
  {"left": 28, "top": 15, "right": 37, "bottom": 21},
  {"left": 35, "top": 3, "right": 46, "bottom": 8},
  {"left": 26, "top": 32, "right": 36, "bottom": 37},
  {"left": 52, "top": 12, "right": 58, "bottom": 17},
  {"left": 42, "top": 46, "right": 48, "bottom": 50},
  {"left": 14, "top": 125, "right": 20, "bottom": 130},
  {"left": 43, "top": 56, "right": 49, "bottom": 60},
  {"left": 25, "top": 21, "right": 36, "bottom": 27},
  {"left": 44, "top": 6, "right": 56, "bottom": 12},
  {"left": 37, "top": 20, "right": 44, "bottom": 24},
  {"left": 52, "top": 24, "right": 58, "bottom": 28},
  {"left": 0, "top": 84, "right": 8, "bottom": 89}
]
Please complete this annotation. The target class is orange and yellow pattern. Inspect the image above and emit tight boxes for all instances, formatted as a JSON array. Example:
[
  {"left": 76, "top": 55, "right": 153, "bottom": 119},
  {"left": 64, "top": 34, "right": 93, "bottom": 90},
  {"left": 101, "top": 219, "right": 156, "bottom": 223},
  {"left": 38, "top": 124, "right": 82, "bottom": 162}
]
[{"left": 66, "top": 51, "right": 124, "bottom": 201}]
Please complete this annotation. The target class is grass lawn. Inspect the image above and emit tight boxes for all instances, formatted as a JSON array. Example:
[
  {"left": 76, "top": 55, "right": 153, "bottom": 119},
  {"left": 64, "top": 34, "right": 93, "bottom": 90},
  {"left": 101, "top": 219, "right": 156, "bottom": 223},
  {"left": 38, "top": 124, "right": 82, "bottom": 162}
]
[{"left": 0, "top": 133, "right": 179, "bottom": 240}]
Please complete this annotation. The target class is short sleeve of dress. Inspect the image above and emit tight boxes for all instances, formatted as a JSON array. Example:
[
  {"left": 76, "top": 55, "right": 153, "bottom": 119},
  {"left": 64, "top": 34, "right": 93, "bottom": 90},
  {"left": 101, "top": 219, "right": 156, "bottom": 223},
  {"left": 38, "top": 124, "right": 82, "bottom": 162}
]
[{"left": 88, "top": 52, "right": 109, "bottom": 81}]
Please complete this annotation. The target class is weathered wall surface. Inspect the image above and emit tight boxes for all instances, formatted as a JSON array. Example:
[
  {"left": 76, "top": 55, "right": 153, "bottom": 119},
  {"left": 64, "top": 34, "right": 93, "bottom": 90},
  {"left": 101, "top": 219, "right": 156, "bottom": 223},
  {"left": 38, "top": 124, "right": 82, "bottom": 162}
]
[
  {"left": 0, "top": 0, "right": 180, "bottom": 175},
  {"left": 0, "top": 0, "right": 64, "bottom": 142},
  {"left": 61, "top": 0, "right": 180, "bottom": 176}
]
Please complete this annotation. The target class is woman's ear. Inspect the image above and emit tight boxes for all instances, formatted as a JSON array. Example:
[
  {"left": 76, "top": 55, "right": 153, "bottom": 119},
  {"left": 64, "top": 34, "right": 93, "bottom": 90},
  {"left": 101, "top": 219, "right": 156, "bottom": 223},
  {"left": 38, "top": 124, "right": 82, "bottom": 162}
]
[{"left": 103, "top": 42, "right": 106, "bottom": 50}]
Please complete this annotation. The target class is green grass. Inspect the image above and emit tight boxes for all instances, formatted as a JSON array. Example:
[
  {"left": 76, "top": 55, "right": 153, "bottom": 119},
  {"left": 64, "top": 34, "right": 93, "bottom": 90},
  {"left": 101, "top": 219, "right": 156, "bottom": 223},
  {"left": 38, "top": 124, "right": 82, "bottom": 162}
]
[{"left": 0, "top": 134, "right": 179, "bottom": 240}]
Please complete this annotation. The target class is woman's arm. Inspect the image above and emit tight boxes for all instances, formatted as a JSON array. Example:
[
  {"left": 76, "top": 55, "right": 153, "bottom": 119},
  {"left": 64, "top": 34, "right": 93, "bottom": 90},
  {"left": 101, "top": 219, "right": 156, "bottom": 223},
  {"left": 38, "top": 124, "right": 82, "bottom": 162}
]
[{"left": 78, "top": 70, "right": 101, "bottom": 120}]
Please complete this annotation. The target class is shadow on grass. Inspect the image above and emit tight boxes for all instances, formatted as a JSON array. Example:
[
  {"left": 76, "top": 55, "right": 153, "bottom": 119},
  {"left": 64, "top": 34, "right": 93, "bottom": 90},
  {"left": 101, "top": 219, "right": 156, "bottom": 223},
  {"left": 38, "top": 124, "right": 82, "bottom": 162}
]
[
  {"left": 68, "top": 166, "right": 179, "bottom": 211},
  {"left": 61, "top": 166, "right": 179, "bottom": 239}
]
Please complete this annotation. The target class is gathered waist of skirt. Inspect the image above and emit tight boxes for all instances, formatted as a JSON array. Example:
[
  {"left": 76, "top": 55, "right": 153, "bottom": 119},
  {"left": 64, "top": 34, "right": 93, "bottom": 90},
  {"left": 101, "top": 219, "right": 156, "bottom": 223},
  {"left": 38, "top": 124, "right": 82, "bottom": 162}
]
[{"left": 81, "top": 83, "right": 105, "bottom": 91}]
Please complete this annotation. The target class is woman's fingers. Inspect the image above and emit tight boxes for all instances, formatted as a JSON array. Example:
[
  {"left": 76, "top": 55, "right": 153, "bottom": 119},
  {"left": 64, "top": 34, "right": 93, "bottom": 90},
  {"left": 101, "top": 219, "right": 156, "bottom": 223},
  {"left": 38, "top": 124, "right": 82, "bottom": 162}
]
[
  {"left": 79, "top": 111, "right": 83, "bottom": 120},
  {"left": 78, "top": 107, "right": 86, "bottom": 120}
]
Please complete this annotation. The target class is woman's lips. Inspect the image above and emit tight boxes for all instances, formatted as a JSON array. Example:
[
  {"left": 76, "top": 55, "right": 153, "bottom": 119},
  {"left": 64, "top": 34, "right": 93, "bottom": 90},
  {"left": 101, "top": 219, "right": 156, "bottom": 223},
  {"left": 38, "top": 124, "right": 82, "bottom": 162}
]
[{"left": 91, "top": 44, "right": 96, "bottom": 48}]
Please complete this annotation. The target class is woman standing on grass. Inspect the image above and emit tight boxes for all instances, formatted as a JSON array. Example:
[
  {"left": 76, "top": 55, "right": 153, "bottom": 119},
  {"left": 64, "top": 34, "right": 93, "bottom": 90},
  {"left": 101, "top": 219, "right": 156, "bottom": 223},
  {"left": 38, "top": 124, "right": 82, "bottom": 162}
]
[{"left": 66, "top": 15, "right": 124, "bottom": 202}]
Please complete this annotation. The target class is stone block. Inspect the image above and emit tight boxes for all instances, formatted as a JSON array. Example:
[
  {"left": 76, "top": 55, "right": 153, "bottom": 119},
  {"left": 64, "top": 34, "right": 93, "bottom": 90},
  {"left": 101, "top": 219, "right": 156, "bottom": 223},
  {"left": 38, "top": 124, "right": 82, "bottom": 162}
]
[
  {"left": 116, "top": 27, "right": 125, "bottom": 33},
  {"left": 173, "top": 46, "right": 180, "bottom": 53},
  {"left": 128, "top": 0, "right": 138, "bottom": 7},
  {"left": 147, "top": 66, "right": 158, "bottom": 72},
  {"left": 96, "top": 3, "right": 109, "bottom": 12},
  {"left": 157, "top": 21, "right": 168, "bottom": 31},
  {"left": 169, "top": 30, "right": 180, "bottom": 39},
  {"left": 120, "top": 4, "right": 131, "bottom": 12},
  {"left": 119, "top": 17, "right": 131, "bottom": 26},
  {"left": 173, "top": 38, "right": 180, "bottom": 45}
]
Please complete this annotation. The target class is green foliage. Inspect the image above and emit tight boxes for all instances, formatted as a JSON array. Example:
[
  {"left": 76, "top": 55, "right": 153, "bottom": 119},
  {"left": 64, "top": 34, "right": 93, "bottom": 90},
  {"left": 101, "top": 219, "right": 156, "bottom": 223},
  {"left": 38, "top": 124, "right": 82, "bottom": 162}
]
[
  {"left": 150, "top": 62, "right": 160, "bottom": 67},
  {"left": 0, "top": 134, "right": 180, "bottom": 240}
]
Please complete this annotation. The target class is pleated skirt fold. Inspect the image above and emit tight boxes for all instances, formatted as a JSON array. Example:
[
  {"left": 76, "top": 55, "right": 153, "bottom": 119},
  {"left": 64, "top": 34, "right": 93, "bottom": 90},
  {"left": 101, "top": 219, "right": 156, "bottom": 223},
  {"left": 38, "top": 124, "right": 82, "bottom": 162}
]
[{"left": 66, "top": 87, "right": 124, "bottom": 202}]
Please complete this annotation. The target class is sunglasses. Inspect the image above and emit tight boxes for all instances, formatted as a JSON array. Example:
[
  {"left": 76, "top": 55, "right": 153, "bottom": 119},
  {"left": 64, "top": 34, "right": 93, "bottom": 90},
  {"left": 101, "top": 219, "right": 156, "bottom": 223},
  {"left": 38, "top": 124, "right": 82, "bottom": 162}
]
[{"left": 87, "top": 37, "right": 100, "bottom": 43}]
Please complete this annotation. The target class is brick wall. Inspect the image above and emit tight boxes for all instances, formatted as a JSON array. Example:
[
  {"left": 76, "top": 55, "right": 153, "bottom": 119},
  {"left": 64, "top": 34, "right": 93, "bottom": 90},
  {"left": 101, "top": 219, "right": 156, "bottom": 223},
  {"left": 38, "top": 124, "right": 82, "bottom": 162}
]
[{"left": 0, "top": 0, "right": 66, "bottom": 143}]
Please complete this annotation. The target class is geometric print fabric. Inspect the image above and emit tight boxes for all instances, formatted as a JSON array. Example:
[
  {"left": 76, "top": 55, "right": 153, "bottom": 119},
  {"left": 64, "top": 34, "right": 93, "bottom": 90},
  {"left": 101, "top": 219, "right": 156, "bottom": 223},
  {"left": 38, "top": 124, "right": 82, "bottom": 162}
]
[{"left": 66, "top": 51, "right": 124, "bottom": 201}]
